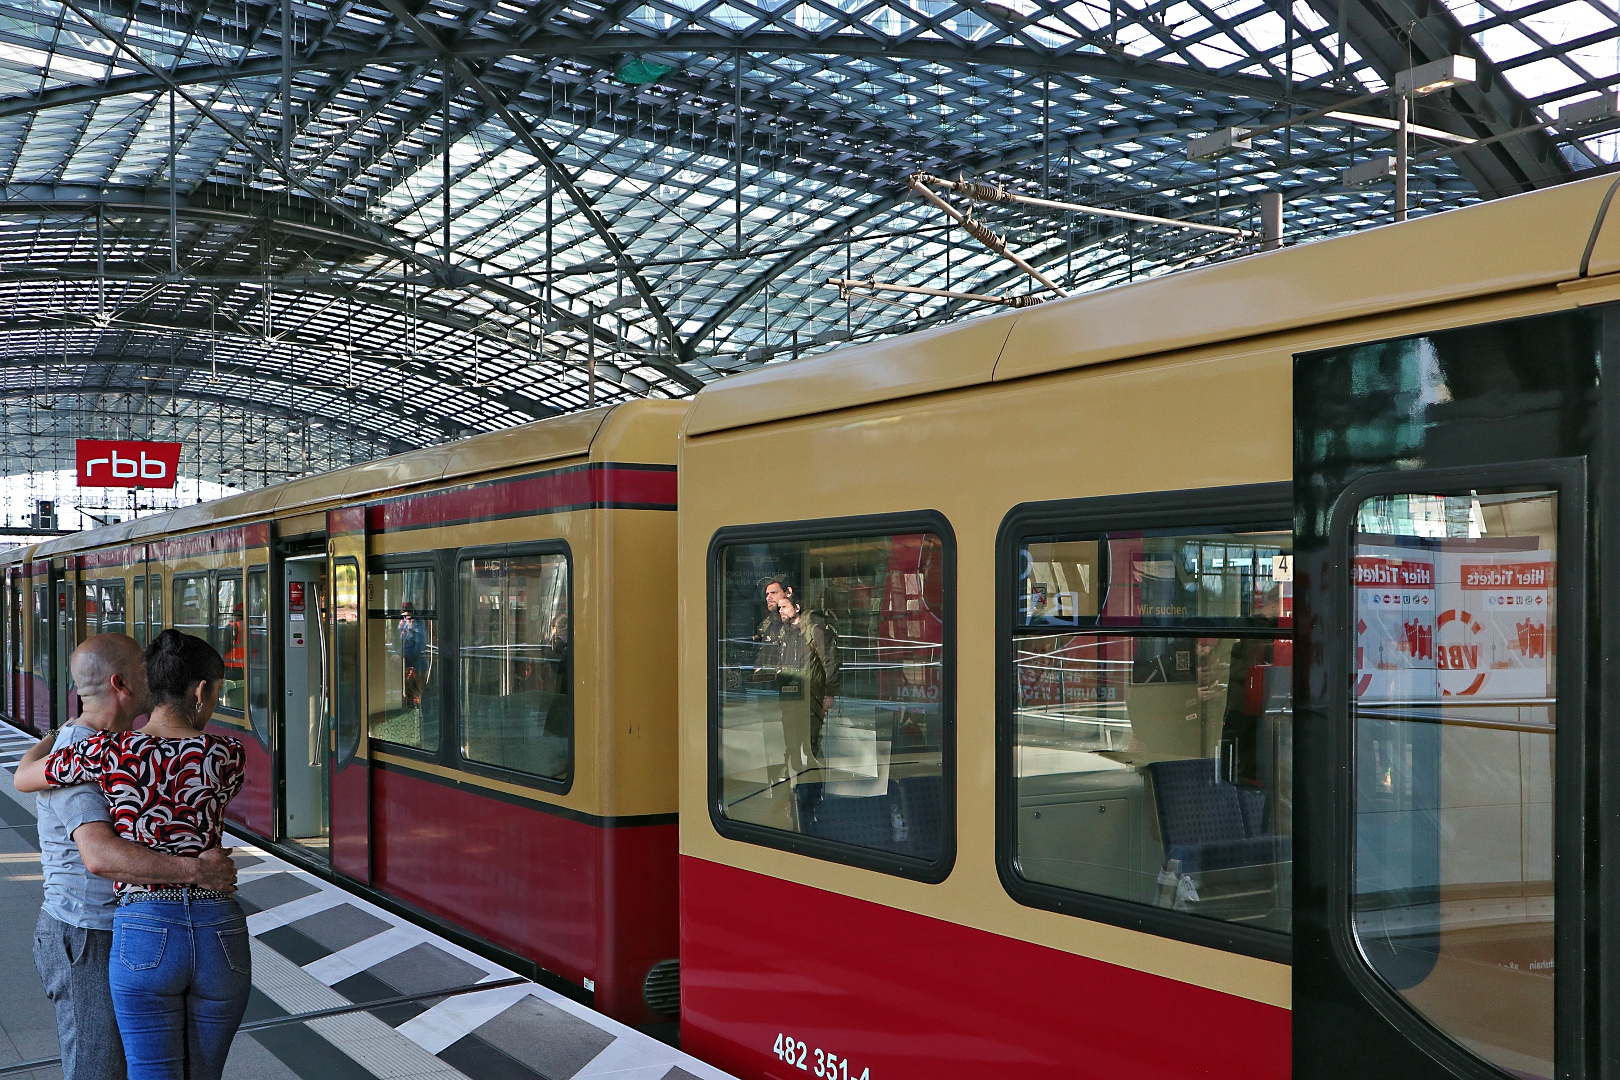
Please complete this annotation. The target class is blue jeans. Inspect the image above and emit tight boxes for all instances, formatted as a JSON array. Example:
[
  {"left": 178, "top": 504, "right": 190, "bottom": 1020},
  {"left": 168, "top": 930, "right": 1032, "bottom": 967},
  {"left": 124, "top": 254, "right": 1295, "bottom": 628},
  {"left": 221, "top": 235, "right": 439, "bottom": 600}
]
[{"left": 109, "top": 898, "right": 251, "bottom": 1080}]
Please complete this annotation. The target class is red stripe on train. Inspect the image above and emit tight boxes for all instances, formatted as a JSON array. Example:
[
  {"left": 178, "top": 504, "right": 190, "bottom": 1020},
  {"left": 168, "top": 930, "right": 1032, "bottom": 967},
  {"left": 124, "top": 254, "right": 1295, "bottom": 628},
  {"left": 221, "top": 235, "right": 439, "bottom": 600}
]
[
  {"left": 371, "top": 766, "right": 679, "bottom": 1025},
  {"left": 367, "top": 465, "right": 677, "bottom": 532},
  {"left": 680, "top": 856, "right": 1290, "bottom": 1080}
]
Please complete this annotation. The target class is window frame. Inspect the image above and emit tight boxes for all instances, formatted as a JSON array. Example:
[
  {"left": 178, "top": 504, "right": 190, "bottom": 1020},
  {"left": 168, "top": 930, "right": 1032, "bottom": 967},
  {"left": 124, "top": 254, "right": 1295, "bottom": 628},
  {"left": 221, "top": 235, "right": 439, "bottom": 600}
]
[
  {"left": 365, "top": 551, "right": 449, "bottom": 763},
  {"left": 995, "top": 482, "right": 1293, "bottom": 962},
  {"left": 706, "top": 510, "right": 958, "bottom": 884},
  {"left": 1323, "top": 459, "right": 1588, "bottom": 1080},
  {"left": 452, "top": 540, "right": 575, "bottom": 794}
]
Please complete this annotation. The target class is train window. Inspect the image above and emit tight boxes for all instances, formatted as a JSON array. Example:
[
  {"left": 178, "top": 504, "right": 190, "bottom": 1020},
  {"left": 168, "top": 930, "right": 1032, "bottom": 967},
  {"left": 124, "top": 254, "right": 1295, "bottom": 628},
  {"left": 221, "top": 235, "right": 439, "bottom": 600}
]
[
  {"left": 1351, "top": 490, "right": 1559, "bottom": 1080},
  {"left": 457, "top": 551, "right": 570, "bottom": 783},
  {"left": 1000, "top": 493, "right": 1293, "bottom": 951},
  {"left": 132, "top": 574, "right": 146, "bottom": 646},
  {"left": 711, "top": 520, "right": 953, "bottom": 878},
  {"left": 32, "top": 584, "right": 48, "bottom": 690},
  {"left": 246, "top": 567, "right": 270, "bottom": 748},
  {"left": 100, "top": 583, "right": 126, "bottom": 637},
  {"left": 173, "top": 575, "right": 209, "bottom": 640},
  {"left": 367, "top": 566, "right": 441, "bottom": 753},
  {"left": 148, "top": 575, "right": 161, "bottom": 634},
  {"left": 214, "top": 572, "right": 244, "bottom": 713}
]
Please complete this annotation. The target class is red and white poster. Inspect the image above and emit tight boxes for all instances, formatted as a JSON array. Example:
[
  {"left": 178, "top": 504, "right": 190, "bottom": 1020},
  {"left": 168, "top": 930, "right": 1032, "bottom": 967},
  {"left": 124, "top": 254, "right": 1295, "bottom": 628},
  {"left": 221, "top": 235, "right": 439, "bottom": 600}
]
[
  {"left": 1354, "top": 548, "right": 1436, "bottom": 701},
  {"left": 1356, "top": 545, "right": 1553, "bottom": 702},
  {"left": 1447, "top": 552, "right": 1553, "bottom": 699},
  {"left": 75, "top": 440, "right": 182, "bottom": 489}
]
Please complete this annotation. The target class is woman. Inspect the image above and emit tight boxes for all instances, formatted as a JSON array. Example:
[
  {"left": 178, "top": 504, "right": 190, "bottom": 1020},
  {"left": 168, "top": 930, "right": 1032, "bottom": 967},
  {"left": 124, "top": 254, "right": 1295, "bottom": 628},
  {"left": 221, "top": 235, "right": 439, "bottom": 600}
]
[{"left": 17, "top": 630, "right": 249, "bottom": 1080}]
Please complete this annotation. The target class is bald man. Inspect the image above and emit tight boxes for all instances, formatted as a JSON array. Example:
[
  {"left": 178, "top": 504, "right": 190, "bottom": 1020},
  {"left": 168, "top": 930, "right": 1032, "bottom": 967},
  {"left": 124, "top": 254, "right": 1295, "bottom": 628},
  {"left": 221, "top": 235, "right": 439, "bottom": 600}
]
[{"left": 19, "top": 634, "right": 237, "bottom": 1080}]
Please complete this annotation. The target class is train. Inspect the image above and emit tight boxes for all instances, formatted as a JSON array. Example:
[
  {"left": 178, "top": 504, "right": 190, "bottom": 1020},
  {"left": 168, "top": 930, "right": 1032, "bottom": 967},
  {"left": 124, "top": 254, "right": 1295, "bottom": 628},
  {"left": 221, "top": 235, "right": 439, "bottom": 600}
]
[{"left": 7, "top": 171, "right": 1620, "bottom": 1080}]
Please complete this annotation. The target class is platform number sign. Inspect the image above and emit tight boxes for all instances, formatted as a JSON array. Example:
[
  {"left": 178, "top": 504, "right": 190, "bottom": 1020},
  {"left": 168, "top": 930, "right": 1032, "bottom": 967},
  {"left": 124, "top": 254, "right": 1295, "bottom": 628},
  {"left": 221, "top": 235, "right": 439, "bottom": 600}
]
[{"left": 773, "top": 1034, "right": 870, "bottom": 1080}]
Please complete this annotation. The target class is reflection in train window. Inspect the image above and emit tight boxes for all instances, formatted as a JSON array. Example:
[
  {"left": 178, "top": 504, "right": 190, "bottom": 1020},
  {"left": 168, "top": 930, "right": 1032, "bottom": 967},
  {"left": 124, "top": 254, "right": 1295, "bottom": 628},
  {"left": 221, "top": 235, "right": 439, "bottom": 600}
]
[
  {"left": 714, "top": 531, "right": 949, "bottom": 866},
  {"left": 1352, "top": 490, "right": 1559, "bottom": 1080},
  {"left": 132, "top": 574, "right": 147, "bottom": 647},
  {"left": 214, "top": 572, "right": 244, "bottom": 713},
  {"left": 246, "top": 568, "right": 270, "bottom": 748},
  {"left": 148, "top": 575, "right": 161, "bottom": 635},
  {"left": 1011, "top": 525, "right": 1293, "bottom": 934},
  {"left": 99, "top": 582, "right": 125, "bottom": 636},
  {"left": 368, "top": 567, "right": 440, "bottom": 752},
  {"left": 82, "top": 582, "right": 99, "bottom": 635},
  {"left": 173, "top": 575, "right": 209, "bottom": 641},
  {"left": 458, "top": 553, "right": 570, "bottom": 782}
]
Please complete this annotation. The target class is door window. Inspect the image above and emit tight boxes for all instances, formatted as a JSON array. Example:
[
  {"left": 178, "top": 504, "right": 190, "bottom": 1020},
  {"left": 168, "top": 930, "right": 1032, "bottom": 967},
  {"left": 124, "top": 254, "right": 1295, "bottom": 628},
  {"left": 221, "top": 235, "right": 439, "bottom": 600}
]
[
  {"left": 246, "top": 567, "right": 270, "bottom": 748},
  {"left": 132, "top": 574, "right": 147, "bottom": 646},
  {"left": 213, "top": 572, "right": 244, "bottom": 713},
  {"left": 332, "top": 559, "right": 362, "bottom": 768},
  {"left": 1351, "top": 490, "right": 1559, "bottom": 1080},
  {"left": 367, "top": 566, "right": 440, "bottom": 752}
]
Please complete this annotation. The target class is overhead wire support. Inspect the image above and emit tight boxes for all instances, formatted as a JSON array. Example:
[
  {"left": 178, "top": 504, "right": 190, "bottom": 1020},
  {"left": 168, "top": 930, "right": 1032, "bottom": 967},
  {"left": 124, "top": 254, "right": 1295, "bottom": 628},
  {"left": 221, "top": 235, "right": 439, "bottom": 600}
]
[
  {"left": 910, "top": 172, "right": 1249, "bottom": 238},
  {"left": 827, "top": 278, "right": 1047, "bottom": 309},
  {"left": 906, "top": 176, "right": 1069, "bottom": 299}
]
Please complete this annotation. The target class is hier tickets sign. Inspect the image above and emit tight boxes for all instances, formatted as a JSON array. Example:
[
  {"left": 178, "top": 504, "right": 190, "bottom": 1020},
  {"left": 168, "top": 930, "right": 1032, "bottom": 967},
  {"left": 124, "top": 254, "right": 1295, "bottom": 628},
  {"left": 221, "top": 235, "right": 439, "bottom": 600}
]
[
  {"left": 75, "top": 439, "right": 183, "bottom": 489},
  {"left": 1355, "top": 546, "right": 1553, "bottom": 701}
]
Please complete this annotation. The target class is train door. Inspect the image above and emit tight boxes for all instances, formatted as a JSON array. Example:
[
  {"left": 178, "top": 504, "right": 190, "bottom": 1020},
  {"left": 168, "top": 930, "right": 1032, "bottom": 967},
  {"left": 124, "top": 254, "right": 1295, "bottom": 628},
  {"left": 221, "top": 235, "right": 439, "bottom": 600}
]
[
  {"left": 1294, "top": 309, "right": 1605, "bottom": 1080},
  {"left": 30, "top": 570, "right": 49, "bottom": 735},
  {"left": 327, "top": 507, "right": 369, "bottom": 884},
  {"left": 281, "top": 553, "right": 330, "bottom": 859}
]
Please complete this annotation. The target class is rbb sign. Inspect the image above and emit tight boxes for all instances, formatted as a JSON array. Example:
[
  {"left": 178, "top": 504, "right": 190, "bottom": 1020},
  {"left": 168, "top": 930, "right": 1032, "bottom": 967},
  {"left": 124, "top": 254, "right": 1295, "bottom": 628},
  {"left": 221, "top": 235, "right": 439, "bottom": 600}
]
[{"left": 75, "top": 440, "right": 182, "bottom": 489}]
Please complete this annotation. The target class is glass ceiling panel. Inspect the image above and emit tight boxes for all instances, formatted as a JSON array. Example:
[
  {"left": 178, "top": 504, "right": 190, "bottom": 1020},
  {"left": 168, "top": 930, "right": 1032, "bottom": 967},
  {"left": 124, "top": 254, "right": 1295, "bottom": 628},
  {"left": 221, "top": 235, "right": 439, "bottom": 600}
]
[{"left": 0, "top": 0, "right": 1605, "bottom": 485}]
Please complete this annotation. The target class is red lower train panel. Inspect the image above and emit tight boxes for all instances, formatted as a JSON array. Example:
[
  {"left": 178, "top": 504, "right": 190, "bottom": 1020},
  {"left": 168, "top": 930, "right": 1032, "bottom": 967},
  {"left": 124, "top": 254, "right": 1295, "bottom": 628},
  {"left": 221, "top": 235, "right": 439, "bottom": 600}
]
[
  {"left": 371, "top": 765, "right": 679, "bottom": 1025},
  {"left": 217, "top": 726, "right": 274, "bottom": 839},
  {"left": 680, "top": 857, "right": 1290, "bottom": 1080}
]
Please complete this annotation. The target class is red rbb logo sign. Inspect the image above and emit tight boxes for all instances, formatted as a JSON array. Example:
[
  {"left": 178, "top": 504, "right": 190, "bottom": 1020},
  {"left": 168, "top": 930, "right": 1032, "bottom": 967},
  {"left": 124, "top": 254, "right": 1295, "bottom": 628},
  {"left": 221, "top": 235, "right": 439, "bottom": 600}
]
[{"left": 75, "top": 440, "right": 182, "bottom": 489}]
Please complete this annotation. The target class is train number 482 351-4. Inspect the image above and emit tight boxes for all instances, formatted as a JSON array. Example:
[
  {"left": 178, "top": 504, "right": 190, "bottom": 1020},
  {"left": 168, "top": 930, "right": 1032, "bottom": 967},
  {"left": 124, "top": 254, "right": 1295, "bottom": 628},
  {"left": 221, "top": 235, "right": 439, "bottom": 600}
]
[{"left": 772, "top": 1033, "right": 870, "bottom": 1080}]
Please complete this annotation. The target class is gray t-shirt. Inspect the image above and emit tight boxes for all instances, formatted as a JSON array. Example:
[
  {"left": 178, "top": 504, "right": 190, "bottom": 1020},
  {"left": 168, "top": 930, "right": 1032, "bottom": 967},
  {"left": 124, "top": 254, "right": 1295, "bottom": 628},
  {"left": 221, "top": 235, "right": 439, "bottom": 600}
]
[{"left": 36, "top": 723, "right": 117, "bottom": 931}]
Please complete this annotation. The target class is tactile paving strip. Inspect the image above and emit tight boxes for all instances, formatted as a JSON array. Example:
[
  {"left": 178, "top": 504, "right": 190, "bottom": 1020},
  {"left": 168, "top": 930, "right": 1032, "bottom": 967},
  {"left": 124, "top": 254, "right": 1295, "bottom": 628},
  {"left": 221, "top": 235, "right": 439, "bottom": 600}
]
[{"left": 225, "top": 836, "right": 734, "bottom": 1080}]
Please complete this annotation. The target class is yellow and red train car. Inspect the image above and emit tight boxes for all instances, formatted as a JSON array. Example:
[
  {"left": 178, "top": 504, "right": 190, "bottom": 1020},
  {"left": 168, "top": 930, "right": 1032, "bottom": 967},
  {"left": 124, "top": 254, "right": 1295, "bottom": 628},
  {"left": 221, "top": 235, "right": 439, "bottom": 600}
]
[{"left": 674, "top": 174, "right": 1620, "bottom": 1080}]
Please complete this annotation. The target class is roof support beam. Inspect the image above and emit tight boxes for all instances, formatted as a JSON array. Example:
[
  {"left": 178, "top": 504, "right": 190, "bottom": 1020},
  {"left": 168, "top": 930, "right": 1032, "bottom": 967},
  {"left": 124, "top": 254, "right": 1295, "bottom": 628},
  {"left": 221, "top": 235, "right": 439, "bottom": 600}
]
[
  {"left": 1298, "top": 0, "right": 1570, "bottom": 193},
  {"left": 0, "top": 385, "right": 411, "bottom": 456},
  {"left": 0, "top": 185, "right": 658, "bottom": 403},
  {"left": 0, "top": 33, "right": 1359, "bottom": 124},
  {"left": 370, "top": 0, "right": 707, "bottom": 390},
  {"left": 0, "top": 352, "right": 458, "bottom": 442}
]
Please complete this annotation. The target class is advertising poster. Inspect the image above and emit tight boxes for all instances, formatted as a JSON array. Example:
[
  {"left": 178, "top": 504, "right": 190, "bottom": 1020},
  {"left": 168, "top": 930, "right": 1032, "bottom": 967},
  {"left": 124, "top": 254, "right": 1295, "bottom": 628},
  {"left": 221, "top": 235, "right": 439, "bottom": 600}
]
[
  {"left": 1354, "top": 546, "right": 1436, "bottom": 701},
  {"left": 1356, "top": 543, "right": 1553, "bottom": 702},
  {"left": 1445, "top": 550, "right": 1553, "bottom": 699}
]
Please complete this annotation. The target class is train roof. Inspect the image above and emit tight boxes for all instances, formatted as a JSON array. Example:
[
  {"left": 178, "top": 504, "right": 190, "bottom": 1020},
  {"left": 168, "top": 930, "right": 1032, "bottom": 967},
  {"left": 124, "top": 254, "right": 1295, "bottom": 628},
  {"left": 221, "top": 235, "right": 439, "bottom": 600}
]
[
  {"left": 12, "top": 398, "right": 687, "bottom": 563},
  {"left": 684, "top": 175, "right": 1620, "bottom": 438}
]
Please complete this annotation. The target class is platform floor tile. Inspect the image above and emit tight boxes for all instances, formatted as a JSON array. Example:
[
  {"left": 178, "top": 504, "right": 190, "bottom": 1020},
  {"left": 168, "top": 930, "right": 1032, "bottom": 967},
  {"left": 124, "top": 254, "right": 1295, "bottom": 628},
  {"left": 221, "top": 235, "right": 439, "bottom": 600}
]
[{"left": 0, "top": 723, "right": 736, "bottom": 1080}]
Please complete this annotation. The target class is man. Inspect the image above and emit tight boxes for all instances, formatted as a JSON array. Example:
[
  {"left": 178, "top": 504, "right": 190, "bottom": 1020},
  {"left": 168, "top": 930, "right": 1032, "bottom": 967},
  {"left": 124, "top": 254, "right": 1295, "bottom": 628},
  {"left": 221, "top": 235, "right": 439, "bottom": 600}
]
[
  {"left": 19, "top": 634, "right": 237, "bottom": 1080},
  {"left": 753, "top": 577, "right": 791, "bottom": 672}
]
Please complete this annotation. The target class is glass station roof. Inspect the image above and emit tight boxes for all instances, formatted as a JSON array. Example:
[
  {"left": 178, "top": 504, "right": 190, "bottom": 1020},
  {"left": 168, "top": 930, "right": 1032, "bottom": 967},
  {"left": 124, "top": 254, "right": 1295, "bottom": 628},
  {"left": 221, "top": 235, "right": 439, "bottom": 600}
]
[{"left": 0, "top": 0, "right": 1613, "bottom": 482}]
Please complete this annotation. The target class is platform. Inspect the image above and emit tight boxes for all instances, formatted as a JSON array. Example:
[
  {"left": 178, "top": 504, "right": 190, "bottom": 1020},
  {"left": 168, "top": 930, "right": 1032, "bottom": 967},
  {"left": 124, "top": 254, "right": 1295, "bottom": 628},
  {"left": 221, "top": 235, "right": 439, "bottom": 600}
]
[{"left": 0, "top": 723, "right": 730, "bottom": 1080}]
